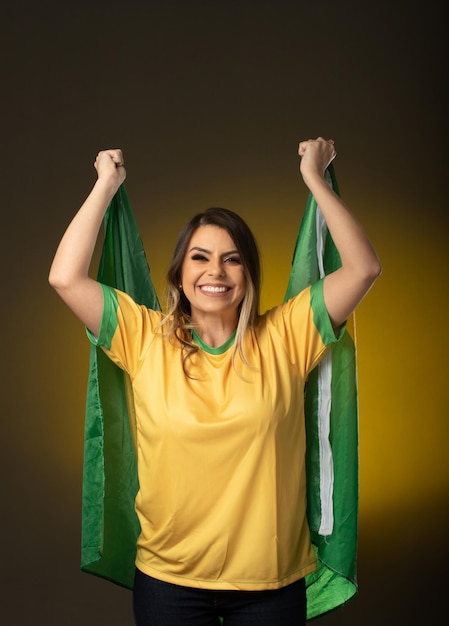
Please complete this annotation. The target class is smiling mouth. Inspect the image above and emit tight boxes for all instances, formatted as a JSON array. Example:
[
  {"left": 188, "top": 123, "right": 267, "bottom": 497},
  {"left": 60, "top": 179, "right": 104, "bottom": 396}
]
[{"left": 199, "top": 285, "right": 230, "bottom": 294}]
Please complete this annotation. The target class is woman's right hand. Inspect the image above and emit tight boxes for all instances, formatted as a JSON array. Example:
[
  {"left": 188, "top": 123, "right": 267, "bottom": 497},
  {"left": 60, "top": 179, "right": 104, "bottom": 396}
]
[{"left": 94, "top": 148, "right": 127, "bottom": 189}]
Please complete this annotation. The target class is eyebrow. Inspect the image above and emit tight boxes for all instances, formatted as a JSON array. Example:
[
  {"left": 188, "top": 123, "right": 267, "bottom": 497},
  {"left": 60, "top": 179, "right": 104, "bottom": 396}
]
[{"left": 188, "top": 246, "right": 240, "bottom": 256}]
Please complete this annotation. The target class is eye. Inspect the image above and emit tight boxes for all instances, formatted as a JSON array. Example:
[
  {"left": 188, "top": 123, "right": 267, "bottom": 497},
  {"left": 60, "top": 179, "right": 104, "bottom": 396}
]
[
  {"left": 224, "top": 255, "right": 242, "bottom": 264},
  {"left": 191, "top": 253, "right": 208, "bottom": 261}
]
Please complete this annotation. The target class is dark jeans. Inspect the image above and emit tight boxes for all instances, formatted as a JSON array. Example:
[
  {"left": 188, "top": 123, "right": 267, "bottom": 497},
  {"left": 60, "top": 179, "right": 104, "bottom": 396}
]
[{"left": 133, "top": 568, "right": 306, "bottom": 626}]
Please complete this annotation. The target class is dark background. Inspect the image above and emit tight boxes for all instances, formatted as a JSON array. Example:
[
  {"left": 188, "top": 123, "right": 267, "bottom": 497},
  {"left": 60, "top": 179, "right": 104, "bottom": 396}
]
[{"left": 2, "top": 1, "right": 447, "bottom": 624}]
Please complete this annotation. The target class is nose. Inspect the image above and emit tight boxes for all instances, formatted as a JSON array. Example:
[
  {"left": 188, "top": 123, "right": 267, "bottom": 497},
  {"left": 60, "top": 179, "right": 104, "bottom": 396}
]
[{"left": 208, "top": 257, "right": 225, "bottom": 277}]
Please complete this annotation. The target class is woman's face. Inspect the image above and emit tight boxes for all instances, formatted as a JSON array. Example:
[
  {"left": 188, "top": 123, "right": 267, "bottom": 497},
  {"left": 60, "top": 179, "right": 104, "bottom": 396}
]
[{"left": 181, "top": 225, "right": 246, "bottom": 324}]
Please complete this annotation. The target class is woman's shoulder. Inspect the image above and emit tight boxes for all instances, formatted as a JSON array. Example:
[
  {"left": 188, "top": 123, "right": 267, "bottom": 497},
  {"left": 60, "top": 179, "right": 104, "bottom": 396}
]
[
  {"left": 259, "top": 285, "right": 313, "bottom": 322},
  {"left": 102, "top": 284, "right": 164, "bottom": 326}
]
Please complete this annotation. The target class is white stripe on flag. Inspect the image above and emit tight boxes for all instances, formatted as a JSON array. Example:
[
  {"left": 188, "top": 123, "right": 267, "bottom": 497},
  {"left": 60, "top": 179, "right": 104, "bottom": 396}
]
[
  {"left": 316, "top": 171, "right": 335, "bottom": 535},
  {"left": 317, "top": 352, "right": 334, "bottom": 535}
]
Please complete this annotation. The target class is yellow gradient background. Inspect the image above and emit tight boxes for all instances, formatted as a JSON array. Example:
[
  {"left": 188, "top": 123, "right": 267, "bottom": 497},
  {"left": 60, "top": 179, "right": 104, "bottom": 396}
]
[{"left": 2, "top": 2, "right": 447, "bottom": 624}]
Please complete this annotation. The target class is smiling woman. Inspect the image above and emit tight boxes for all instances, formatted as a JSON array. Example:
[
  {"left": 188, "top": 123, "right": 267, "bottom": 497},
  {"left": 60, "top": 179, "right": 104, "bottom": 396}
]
[
  {"left": 48, "top": 140, "right": 381, "bottom": 626},
  {"left": 159, "top": 205, "right": 262, "bottom": 372},
  {"left": 181, "top": 226, "right": 247, "bottom": 336}
]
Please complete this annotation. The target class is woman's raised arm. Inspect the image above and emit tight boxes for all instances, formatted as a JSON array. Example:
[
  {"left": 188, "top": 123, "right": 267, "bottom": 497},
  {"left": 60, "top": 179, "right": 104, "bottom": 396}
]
[
  {"left": 298, "top": 138, "right": 382, "bottom": 330},
  {"left": 48, "top": 149, "right": 126, "bottom": 336}
]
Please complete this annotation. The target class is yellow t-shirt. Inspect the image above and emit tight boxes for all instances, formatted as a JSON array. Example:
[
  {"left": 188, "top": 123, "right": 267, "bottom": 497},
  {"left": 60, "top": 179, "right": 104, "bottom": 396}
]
[{"left": 91, "top": 280, "right": 340, "bottom": 591}]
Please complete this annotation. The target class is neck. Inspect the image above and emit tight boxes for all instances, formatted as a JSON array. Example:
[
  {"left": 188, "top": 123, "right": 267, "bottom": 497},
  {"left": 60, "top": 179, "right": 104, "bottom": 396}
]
[{"left": 192, "top": 313, "right": 238, "bottom": 348}]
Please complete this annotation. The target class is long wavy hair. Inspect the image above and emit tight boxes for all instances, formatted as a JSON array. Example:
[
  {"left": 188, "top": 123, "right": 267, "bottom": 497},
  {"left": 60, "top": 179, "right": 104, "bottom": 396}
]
[{"left": 160, "top": 207, "right": 261, "bottom": 373}]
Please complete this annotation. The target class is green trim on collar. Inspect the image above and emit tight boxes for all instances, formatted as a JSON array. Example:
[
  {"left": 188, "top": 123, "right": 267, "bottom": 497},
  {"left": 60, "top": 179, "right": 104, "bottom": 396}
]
[{"left": 192, "top": 329, "right": 236, "bottom": 355}]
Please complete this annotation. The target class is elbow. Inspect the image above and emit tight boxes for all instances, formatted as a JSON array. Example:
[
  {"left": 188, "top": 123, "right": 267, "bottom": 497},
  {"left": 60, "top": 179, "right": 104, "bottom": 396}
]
[
  {"left": 48, "top": 267, "right": 60, "bottom": 291},
  {"left": 371, "top": 256, "right": 383, "bottom": 281},
  {"left": 361, "top": 257, "right": 382, "bottom": 290},
  {"left": 48, "top": 265, "right": 64, "bottom": 291},
  {"left": 368, "top": 256, "right": 382, "bottom": 281},
  {"left": 48, "top": 265, "right": 73, "bottom": 295}
]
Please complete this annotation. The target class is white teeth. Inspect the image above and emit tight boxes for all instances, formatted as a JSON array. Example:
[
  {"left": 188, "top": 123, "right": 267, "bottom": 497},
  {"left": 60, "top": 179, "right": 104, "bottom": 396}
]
[{"left": 200, "top": 286, "right": 228, "bottom": 293}]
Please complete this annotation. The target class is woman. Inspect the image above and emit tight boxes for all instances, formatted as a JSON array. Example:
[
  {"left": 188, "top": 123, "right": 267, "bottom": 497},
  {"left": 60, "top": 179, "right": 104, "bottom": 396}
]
[{"left": 49, "top": 138, "right": 381, "bottom": 625}]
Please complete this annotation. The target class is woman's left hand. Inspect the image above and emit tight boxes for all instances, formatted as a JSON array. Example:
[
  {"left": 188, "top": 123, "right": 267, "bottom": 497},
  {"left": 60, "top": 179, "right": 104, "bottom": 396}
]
[{"left": 298, "top": 137, "right": 336, "bottom": 185}]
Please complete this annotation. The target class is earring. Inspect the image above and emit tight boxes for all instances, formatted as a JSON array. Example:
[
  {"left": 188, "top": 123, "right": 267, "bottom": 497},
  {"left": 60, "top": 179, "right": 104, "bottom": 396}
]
[{"left": 179, "top": 284, "right": 183, "bottom": 291}]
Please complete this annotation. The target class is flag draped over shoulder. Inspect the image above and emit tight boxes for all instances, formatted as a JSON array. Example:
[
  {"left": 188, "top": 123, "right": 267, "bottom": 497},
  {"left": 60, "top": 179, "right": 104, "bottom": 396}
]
[
  {"left": 81, "top": 168, "right": 358, "bottom": 619},
  {"left": 285, "top": 163, "right": 358, "bottom": 619},
  {"left": 81, "top": 185, "right": 159, "bottom": 587}
]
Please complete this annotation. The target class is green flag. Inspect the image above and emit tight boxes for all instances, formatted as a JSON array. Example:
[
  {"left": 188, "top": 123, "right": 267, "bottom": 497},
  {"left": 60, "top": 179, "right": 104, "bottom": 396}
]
[
  {"left": 285, "top": 164, "right": 358, "bottom": 619},
  {"left": 81, "top": 170, "right": 358, "bottom": 618},
  {"left": 81, "top": 184, "right": 159, "bottom": 587}
]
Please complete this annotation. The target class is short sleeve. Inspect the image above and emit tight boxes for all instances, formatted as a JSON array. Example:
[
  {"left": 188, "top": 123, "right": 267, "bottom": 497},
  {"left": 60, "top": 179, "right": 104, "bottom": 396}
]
[
  {"left": 264, "top": 280, "right": 345, "bottom": 378},
  {"left": 310, "top": 279, "right": 346, "bottom": 346},
  {"left": 86, "top": 283, "right": 161, "bottom": 378},
  {"left": 86, "top": 283, "right": 119, "bottom": 350}
]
